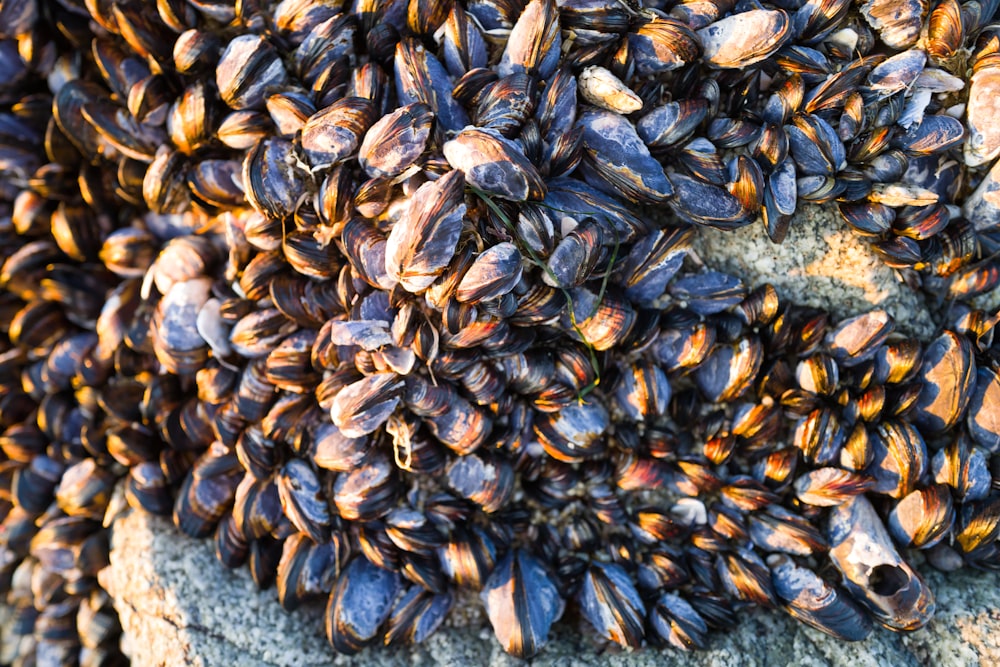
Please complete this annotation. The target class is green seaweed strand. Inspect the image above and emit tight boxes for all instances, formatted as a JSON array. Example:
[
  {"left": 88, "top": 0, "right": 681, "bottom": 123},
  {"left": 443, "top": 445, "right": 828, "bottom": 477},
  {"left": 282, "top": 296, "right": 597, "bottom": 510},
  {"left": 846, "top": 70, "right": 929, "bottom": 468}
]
[{"left": 468, "top": 185, "right": 613, "bottom": 401}]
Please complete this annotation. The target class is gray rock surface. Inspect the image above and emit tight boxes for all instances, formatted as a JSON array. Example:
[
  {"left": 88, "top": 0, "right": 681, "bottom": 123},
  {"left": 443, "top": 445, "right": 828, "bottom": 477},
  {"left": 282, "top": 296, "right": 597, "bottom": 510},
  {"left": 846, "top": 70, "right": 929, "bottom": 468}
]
[
  {"left": 691, "top": 204, "right": 936, "bottom": 338},
  {"left": 108, "top": 510, "right": 1000, "bottom": 667}
]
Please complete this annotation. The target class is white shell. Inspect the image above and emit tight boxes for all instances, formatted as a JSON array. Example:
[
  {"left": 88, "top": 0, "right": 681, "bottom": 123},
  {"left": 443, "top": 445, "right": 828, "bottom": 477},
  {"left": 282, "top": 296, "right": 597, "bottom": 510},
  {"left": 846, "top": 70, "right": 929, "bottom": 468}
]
[{"left": 578, "top": 66, "right": 643, "bottom": 114}]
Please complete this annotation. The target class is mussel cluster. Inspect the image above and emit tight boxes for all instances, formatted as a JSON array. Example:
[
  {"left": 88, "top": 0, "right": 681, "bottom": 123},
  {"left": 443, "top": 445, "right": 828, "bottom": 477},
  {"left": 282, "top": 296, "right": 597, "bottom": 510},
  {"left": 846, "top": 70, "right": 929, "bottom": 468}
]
[{"left": 1, "top": 0, "right": 1000, "bottom": 662}]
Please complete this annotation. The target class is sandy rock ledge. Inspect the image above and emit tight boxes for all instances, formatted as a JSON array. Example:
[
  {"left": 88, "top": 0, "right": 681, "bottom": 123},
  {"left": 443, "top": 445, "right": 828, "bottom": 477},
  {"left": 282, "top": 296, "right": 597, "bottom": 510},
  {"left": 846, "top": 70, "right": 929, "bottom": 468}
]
[
  {"left": 691, "top": 203, "right": 936, "bottom": 339},
  {"left": 108, "top": 510, "right": 1000, "bottom": 667}
]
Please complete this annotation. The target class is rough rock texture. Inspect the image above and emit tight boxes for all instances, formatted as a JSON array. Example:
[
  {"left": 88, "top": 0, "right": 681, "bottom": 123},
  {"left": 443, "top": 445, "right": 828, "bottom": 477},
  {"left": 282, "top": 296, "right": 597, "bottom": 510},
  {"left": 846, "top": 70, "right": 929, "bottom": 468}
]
[
  {"left": 106, "top": 511, "right": 331, "bottom": 667},
  {"left": 691, "top": 204, "right": 936, "bottom": 338},
  {"left": 108, "top": 511, "right": 1000, "bottom": 667}
]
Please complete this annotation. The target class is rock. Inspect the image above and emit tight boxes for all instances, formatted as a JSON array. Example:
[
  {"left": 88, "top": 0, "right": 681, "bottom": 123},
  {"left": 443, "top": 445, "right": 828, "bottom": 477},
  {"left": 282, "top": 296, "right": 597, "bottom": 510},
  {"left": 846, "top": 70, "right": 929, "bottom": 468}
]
[
  {"left": 104, "top": 511, "right": 496, "bottom": 667},
  {"left": 690, "top": 203, "right": 936, "bottom": 338},
  {"left": 107, "top": 511, "right": 1000, "bottom": 667},
  {"left": 105, "top": 509, "right": 330, "bottom": 667}
]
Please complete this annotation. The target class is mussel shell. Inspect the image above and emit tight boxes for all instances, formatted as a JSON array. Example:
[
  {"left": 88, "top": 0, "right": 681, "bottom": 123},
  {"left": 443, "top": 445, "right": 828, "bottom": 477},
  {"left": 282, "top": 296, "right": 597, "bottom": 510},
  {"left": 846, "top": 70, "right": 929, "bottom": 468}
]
[
  {"left": 577, "top": 109, "right": 673, "bottom": 204},
  {"left": 384, "top": 170, "right": 466, "bottom": 293},
  {"left": 446, "top": 451, "right": 514, "bottom": 513},
  {"left": 912, "top": 331, "right": 976, "bottom": 435},
  {"left": 394, "top": 38, "right": 470, "bottom": 134},
  {"left": 326, "top": 555, "right": 401, "bottom": 654},
  {"left": 769, "top": 554, "right": 873, "bottom": 642},
  {"left": 698, "top": 9, "right": 792, "bottom": 69},
  {"left": 456, "top": 242, "right": 522, "bottom": 304},
  {"left": 330, "top": 373, "right": 404, "bottom": 438},
  {"left": 173, "top": 444, "right": 243, "bottom": 538},
  {"left": 301, "top": 97, "right": 378, "bottom": 171},
  {"left": 887, "top": 485, "right": 955, "bottom": 549},
  {"left": 577, "top": 561, "right": 645, "bottom": 647},
  {"left": 332, "top": 454, "right": 399, "bottom": 521},
  {"left": 866, "top": 420, "right": 928, "bottom": 499},
  {"left": 824, "top": 309, "right": 893, "bottom": 367},
  {"left": 694, "top": 337, "right": 763, "bottom": 403},
  {"left": 277, "top": 533, "right": 339, "bottom": 611},
  {"left": 384, "top": 586, "right": 454, "bottom": 645},
  {"left": 968, "top": 368, "right": 1000, "bottom": 452},
  {"left": 242, "top": 137, "right": 304, "bottom": 221},
  {"left": 481, "top": 549, "right": 564, "bottom": 659},
  {"left": 216, "top": 35, "right": 289, "bottom": 110},
  {"left": 497, "top": 0, "right": 561, "bottom": 79},
  {"left": 277, "top": 459, "right": 330, "bottom": 543},
  {"left": 359, "top": 102, "right": 433, "bottom": 178},
  {"left": 649, "top": 592, "right": 708, "bottom": 650},
  {"left": 827, "top": 495, "right": 935, "bottom": 631},
  {"left": 443, "top": 127, "right": 546, "bottom": 202},
  {"left": 534, "top": 400, "right": 609, "bottom": 462}
]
